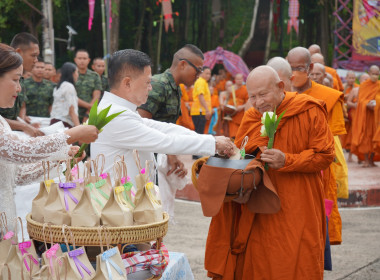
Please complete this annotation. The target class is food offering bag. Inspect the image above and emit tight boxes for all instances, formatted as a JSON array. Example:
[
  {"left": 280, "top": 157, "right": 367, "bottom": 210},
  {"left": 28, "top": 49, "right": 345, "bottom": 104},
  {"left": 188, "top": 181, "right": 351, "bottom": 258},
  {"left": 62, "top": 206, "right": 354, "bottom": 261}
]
[
  {"left": 100, "top": 161, "right": 134, "bottom": 227},
  {"left": 83, "top": 160, "right": 109, "bottom": 216},
  {"left": 71, "top": 187, "right": 101, "bottom": 227},
  {"left": 114, "top": 160, "right": 135, "bottom": 211},
  {"left": 93, "top": 226, "right": 126, "bottom": 280},
  {"left": 4, "top": 218, "right": 39, "bottom": 279},
  {"left": 133, "top": 151, "right": 163, "bottom": 225},
  {"left": 32, "top": 161, "right": 55, "bottom": 223},
  {"left": 57, "top": 225, "right": 95, "bottom": 280},
  {"left": 41, "top": 223, "right": 63, "bottom": 279},
  {"left": 89, "top": 154, "right": 112, "bottom": 198},
  {"left": 44, "top": 182, "right": 71, "bottom": 226},
  {"left": 56, "top": 160, "right": 84, "bottom": 214},
  {"left": 0, "top": 212, "right": 16, "bottom": 265}
]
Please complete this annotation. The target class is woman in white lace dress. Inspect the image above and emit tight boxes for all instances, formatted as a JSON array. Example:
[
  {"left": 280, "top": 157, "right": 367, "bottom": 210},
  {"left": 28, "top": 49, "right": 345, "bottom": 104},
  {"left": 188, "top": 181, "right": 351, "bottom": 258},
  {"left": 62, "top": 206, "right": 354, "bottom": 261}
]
[{"left": 0, "top": 43, "right": 99, "bottom": 222}]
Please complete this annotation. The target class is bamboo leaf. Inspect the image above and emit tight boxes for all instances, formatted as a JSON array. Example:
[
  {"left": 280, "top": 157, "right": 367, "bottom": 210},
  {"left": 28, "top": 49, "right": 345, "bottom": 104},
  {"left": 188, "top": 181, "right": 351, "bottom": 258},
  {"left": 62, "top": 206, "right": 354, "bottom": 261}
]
[{"left": 88, "top": 100, "right": 98, "bottom": 126}]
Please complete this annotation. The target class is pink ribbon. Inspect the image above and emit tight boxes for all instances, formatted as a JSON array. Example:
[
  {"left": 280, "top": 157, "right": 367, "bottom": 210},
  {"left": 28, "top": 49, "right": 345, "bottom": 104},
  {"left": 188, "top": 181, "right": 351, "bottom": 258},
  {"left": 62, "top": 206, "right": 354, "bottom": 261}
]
[
  {"left": 140, "top": 168, "right": 146, "bottom": 174},
  {"left": 59, "top": 182, "right": 79, "bottom": 211},
  {"left": 46, "top": 244, "right": 61, "bottom": 275},
  {"left": 19, "top": 241, "right": 39, "bottom": 271},
  {"left": 100, "top": 173, "right": 108, "bottom": 179},
  {"left": 68, "top": 248, "right": 92, "bottom": 279},
  {"left": 3, "top": 231, "right": 16, "bottom": 245}
]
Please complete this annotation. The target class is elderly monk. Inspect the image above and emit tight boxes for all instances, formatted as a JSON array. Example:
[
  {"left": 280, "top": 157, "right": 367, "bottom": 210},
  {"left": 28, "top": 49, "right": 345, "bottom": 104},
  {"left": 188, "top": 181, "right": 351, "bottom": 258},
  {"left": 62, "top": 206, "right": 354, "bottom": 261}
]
[
  {"left": 340, "top": 71, "right": 359, "bottom": 149},
  {"left": 351, "top": 66, "right": 380, "bottom": 167},
  {"left": 207, "top": 66, "right": 335, "bottom": 279},
  {"left": 309, "top": 63, "right": 349, "bottom": 199},
  {"left": 323, "top": 73, "right": 334, "bottom": 88},
  {"left": 346, "top": 73, "right": 370, "bottom": 162},
  {"left": 267, "top": 56, "right": 293, "bottom": 91},
  {"left": 311, "top": 53, "right": 343, "bottom": 91},
  {"left": 287, "top": 46, "right": 345, "bottom": 244},
  {"left": 309, "top": 44, "right": 344, "bottom": 91},
  {"left": 225, "top": 73, "right": 248, "bottom": 138}
]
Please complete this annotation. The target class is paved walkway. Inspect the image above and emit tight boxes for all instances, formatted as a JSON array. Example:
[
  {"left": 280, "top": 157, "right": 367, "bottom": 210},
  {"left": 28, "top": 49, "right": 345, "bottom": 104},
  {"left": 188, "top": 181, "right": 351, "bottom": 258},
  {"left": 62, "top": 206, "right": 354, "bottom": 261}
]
[{"left": 164, "top": 201, "right": 380, "bottom": 279}]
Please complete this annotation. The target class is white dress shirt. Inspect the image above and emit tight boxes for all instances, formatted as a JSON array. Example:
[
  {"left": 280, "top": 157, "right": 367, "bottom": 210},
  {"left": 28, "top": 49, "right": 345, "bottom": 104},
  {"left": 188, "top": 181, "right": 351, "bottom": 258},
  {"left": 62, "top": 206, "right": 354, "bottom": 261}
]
[{"left": 91, "top": 91, "right": 216, "bottom": 185}]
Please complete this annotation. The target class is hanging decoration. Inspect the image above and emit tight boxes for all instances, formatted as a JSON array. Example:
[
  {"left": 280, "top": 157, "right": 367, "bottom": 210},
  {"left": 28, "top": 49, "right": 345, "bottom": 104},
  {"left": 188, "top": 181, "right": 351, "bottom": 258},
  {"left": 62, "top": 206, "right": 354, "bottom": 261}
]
[
  {"left": 287, "top": 0, "right": 299, "bottom": 34},
  {"left": 88, "top": 0, "right": 95, "bottom": 31},
  {"left": 155, "top": 0, "right": 178, "bottom": 32}
]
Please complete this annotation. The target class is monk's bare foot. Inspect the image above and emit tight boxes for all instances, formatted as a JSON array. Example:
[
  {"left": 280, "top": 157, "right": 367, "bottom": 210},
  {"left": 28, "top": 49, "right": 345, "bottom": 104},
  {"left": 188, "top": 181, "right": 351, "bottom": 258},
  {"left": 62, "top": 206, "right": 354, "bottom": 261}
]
[
  {"left": 362, "top": 162, "right": 370, "bottom": 168},
  {"left": 370, "top": 162, "right": 377, "bottom": 167}
]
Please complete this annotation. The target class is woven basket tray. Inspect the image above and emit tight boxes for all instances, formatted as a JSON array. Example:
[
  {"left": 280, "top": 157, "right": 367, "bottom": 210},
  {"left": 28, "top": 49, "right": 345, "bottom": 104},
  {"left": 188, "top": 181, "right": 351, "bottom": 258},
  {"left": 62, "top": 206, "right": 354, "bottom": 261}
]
[{"left": 26, "top": 212, "right": 169, "bottom": 246}]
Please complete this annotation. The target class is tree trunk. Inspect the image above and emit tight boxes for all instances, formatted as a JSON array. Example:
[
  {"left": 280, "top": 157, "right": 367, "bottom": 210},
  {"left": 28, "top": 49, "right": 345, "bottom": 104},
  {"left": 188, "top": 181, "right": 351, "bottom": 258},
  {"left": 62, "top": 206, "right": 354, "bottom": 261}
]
[
  {"left": 134, "top": 0, "right": 146, "bottom": 50},
  {"left": 238, "top": 0, "right": 259, "bottom": 57},
  {"left": 110, "top": 0, "right": 120, "bottom": 54},
  {"left": 320, "top": 1, "right": 329, "bottom": 60}
]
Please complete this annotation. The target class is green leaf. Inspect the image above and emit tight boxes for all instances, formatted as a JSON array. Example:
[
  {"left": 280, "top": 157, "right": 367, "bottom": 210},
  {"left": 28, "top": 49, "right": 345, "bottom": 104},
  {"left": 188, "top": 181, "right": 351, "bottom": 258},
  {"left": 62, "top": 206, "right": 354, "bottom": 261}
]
[
  {"left": 88, "top": 100, "right": 98, "bottom": 126},
  {"left": 275, "top": 109, "right": 286, "bottom": 128},
  {"left": 265, "top": 113, "right": 274, "bottom": 137},
  {"left": 95, "top": 105, "right": 111, "bottom": 127},
  {"left": 98, "top": 110, "right": 126, "bottom": 130}
]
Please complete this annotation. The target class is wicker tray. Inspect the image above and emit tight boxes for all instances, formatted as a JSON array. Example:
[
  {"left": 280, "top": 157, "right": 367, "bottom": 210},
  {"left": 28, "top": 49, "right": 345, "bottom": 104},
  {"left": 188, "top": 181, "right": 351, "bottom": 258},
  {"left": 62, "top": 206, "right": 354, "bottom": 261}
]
[{"left": 26, "top": 212, "right": 169, "bottom": 246}]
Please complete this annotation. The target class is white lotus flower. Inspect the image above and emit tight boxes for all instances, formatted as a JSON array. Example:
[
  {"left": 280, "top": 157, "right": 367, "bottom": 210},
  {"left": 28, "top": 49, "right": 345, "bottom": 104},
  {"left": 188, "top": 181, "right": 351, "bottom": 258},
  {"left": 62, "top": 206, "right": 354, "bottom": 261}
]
[
  {"left": 261, "top": 111, "right": 276, "bottom": 124},
  {"left": 260, "top": 125, "right": 267, "bottom": 137}
]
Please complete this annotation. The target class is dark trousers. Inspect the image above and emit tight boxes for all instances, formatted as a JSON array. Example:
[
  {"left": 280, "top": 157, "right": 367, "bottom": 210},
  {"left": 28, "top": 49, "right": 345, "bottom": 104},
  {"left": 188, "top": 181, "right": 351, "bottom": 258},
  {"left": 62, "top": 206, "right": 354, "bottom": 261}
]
[{"left": 192, "top": 115, "right": 206, "bottom": 134}]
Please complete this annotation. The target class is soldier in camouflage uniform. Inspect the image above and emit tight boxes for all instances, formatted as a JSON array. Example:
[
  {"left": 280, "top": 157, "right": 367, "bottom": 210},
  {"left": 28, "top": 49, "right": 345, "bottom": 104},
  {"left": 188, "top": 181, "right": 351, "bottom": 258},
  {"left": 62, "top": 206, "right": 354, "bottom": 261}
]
[
  {"left": 23, "top": 59, "right": 55, "bottom": 118},
  {"left": 74, "top": 49, "right": 102, "bottom": 121},
  {"left": 92, "top": 57, "right": 109, "bottom": 98},
  {"left": 0, "top": 32, "right": 44, "bottom": 137},
  {"left": 138, "top": 44, "right": 204, "bottom": 174}
]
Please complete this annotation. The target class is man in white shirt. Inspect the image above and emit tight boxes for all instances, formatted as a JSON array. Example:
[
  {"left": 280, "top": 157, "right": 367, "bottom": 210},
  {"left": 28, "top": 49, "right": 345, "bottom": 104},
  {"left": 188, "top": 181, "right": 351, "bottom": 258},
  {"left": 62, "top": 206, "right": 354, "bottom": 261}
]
[{"left": 91, "top": 49, "right": 235, "bottom": 184}]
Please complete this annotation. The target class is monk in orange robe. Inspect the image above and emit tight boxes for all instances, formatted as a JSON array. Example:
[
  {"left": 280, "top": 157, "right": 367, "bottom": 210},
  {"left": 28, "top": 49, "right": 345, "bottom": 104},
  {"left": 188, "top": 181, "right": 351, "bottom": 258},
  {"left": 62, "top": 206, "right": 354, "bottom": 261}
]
[
  {"left": 204, "top": 78, "right": 220, "bottom": 134},
  {"left": 346, "top": 73, "right": 370, "bottom": 162},
  {"left": 340, "top": 71, "right": 359, "bottom": 149},
  {"left": 310, "top": 53, "right": 343, "bottom": 91},
  {"left": 215, "top": 68, "right": 228, "bottom": 92},
  {"left": 205, "top": 66, "right": 334, "bottom": 279},
  {"left": 176, "top": 84, "right": 195, "bottom": 130},
  {"left": 288, "top": 47, "right": 345, "bottom": 245},
  {"left": 267, "top": 56, "right": 293, "bottom": 91},
  {"left": 226, "top": 73, "right": 248, "bottom": 138},
  {"left": 351, "top": 65, "right": 380, "bottom": 167},
  {"left": 309, "top": 44, "right": 344, "bottom": 91}
]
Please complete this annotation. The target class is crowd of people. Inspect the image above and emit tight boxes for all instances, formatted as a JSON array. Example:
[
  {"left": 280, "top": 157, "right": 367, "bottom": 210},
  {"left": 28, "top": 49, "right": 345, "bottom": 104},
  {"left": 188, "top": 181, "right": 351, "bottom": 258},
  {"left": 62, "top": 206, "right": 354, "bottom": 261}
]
[{"left": 0, "top": 29, "right": 379, "bottom": 280}]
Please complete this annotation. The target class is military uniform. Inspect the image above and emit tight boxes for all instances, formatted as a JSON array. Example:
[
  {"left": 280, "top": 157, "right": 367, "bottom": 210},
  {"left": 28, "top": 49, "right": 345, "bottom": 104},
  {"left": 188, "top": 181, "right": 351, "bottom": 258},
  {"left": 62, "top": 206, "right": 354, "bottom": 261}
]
[
  {"left": 75, "top": 69, "right": 102, "bottom": 120},
  {"left": 138, "top": 69, "right": 181, "bottom": 123},
  {"left": 101, "top": 75, "right": 109, "bottom": 92},
  {"left": 0, "top": 78, "right": 26, "bottom": 120},
  {"left": 23, "top": 77, "right": 55, "bottom": 117}
]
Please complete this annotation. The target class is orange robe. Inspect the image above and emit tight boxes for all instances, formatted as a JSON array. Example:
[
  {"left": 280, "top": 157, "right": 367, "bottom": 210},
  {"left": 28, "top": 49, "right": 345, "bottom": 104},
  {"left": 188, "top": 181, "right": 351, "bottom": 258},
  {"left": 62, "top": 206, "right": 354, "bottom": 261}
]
[
  {"left": 301, "top": 81, "right": 345, "bottom": 245},
  {"left": 216, "top": 79, "right": 227, "bottom": 93},
  {"left": 373, "top": 88, "right": 380, "bottom": 152},
  {"left": 176, "top": 84, "right": 195, "bottom": 130},
  {"left": 340, "top": 84, "right": 359, "bottom": 149},
  {"left": 351, "top": 79, "right": 380, "bottom": 155},
  {"left": 325, "top": 66, "right": 343, "bottom": 91},
  {"left": 205, "top": 92, "right": 334, "bottom": 279},
  {"left": 227, "top": 85, "right": 248, "bottom": 138}
]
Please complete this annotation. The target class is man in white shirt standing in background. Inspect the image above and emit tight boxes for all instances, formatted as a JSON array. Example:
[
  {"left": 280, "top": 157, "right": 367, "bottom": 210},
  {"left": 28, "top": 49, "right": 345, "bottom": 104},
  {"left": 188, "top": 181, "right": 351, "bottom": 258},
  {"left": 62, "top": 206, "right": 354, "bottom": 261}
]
[{"left": 91, "top": 49, "right": 235, "bottom": 185}]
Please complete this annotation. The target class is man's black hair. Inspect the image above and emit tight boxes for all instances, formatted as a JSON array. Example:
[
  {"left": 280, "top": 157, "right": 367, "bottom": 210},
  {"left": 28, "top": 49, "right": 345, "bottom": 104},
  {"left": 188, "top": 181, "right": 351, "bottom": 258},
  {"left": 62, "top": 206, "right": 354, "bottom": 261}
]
[
  {"left": 108, "top": 49, "right": 151, "bottom": 89},
  {"left": 10, "top": 32, "right": 39, "bottom": 49},
  {"left": 183, "top": 44, "right": 204, "bottom": 60}
]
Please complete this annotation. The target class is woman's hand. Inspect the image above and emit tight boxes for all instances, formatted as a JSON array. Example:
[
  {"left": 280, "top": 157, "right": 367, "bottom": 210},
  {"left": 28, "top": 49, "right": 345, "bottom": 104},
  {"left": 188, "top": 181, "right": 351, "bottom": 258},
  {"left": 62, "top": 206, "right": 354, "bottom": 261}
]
[
  {"left": 65, "top": 125, "right": 99, "bottom": 144},
  {"left": 68, "top": 146, "right": 86, "bottom": 161}
]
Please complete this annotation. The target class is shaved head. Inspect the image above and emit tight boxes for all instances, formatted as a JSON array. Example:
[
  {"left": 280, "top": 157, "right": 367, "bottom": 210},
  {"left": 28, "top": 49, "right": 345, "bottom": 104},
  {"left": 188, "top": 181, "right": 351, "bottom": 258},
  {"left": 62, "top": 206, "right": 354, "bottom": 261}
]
[
  {"left": 246, "top": 66, "right": 285, "bottom": 114},
  {"left": 288, "top": 47, "right": 311, "bottom": 66},
  {"left": 267, "top": 56, "right": 293, "bottom": 91},
  {"left": 368, "top": 65, "right": 380, "bottom": 82},
  {"left": 287, "top": 47, "right": 312, "bottom": 91},
  {"left": 325, "top": 73, "right": 334, "bottom": 88},
  {"left": 234, "top": 73, "right": 244, "bottom": 87},
  {"left": 310, "top": 63, "right": 326, "bottom": 85},
  {"left": 308, "top": 44, "right": 321, "bottom": 55},
  {"left": 345, "top": 71, "right": 356, "bottom": 87},
  {"left": 359, "top": 73, "right": 370, "bottom": 83},
  {"left": 310, "top": 53, "right": 325, "bottom": 65},
  {"left": 323, "top": 77, "right": 332, "bottom": 88}
]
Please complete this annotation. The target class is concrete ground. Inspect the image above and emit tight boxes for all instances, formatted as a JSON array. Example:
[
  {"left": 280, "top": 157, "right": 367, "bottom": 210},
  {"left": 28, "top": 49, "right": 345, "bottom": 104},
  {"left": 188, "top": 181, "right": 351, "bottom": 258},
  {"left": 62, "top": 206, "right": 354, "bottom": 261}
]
[{"left": 164, "top": 200, "right": 380, "bottom": 280}]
